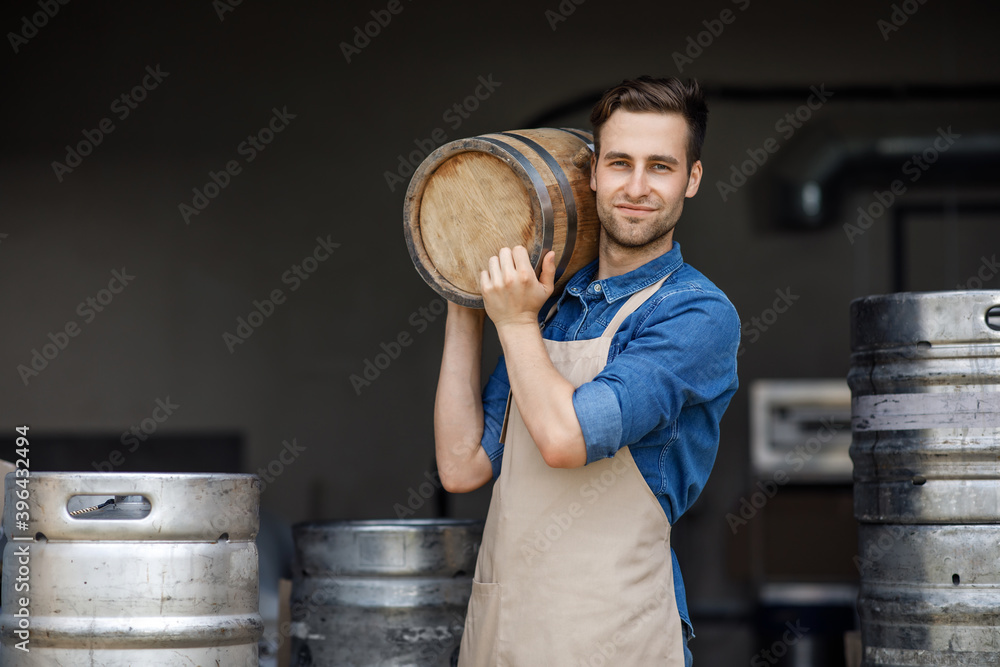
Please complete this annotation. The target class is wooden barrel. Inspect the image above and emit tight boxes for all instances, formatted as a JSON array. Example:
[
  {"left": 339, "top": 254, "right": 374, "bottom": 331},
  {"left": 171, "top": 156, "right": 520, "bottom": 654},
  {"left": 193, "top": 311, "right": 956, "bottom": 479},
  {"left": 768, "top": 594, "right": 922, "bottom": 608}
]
[{"left": 403, "top": 128, "right": 600, "bottom": 308}]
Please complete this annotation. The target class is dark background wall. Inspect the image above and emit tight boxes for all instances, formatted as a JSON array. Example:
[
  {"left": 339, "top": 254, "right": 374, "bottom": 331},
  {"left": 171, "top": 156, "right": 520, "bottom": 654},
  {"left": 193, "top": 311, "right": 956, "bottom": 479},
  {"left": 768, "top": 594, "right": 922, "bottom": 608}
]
[{"left": 3, "top": 0, "right": 999, "bottom": 663}]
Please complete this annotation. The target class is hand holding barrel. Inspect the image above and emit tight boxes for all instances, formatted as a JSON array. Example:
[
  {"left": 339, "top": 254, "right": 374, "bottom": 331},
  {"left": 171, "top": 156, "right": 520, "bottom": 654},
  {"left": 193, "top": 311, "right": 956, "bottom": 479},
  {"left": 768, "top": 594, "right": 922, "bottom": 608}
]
[{"left": 480, "top": 246, "right": 556, "bottom": 329}]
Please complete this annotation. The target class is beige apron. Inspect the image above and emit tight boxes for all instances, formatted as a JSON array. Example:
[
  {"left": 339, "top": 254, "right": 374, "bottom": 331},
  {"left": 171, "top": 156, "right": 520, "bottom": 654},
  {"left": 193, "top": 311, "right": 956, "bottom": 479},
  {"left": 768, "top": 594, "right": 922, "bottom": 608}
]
[{"left": 459, "top": 276, "right": 684, "bottom": 666}]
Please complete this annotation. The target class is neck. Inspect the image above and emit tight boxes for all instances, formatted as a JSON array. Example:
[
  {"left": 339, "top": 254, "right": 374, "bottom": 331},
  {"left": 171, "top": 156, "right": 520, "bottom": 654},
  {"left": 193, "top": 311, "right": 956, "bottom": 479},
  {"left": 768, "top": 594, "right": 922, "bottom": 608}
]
[{"left": 596, "top": 231, "right": 673, "bottom": 280}]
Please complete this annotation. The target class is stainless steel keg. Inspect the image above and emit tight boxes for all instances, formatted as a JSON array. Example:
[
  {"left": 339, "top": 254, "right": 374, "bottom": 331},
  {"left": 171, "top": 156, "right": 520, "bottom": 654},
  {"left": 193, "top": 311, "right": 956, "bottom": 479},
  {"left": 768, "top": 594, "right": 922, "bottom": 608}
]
[
  {"left": 849, "top": 292, "right": 1000, "bottom": 666},
  {"left": 291, "top": 519, "right": 484, "bottom": 666},
  {"left": 0, "top": 472, "right": 263, "bottom": 666}
]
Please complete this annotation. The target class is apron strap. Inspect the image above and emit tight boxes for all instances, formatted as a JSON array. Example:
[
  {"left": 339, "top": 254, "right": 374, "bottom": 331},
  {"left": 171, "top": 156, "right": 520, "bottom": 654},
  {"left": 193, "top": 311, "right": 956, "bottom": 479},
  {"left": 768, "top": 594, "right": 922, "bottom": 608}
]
[
  {"left": 501, "top": 271, "right": 672, "bottom": 444},
  {"left": 542, "top": 301, "right": 560, "bottom": 325},
  {"left": 600, "top": 272, "right": 672, "bottom": 339}
]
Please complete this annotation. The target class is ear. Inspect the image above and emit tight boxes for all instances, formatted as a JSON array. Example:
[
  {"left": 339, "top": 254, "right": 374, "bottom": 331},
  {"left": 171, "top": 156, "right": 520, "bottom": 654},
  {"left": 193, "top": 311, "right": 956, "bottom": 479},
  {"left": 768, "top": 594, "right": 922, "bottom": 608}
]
[
  {"left": 685, "top": 160, "right": 703, "bottom": 198},
  {"left": 590, "top": 152, "right": 598, "bottom": 192}
]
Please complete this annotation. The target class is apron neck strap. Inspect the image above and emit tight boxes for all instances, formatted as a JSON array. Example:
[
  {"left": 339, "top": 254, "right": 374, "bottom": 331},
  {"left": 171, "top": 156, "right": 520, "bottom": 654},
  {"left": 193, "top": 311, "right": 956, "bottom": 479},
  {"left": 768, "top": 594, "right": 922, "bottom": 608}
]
[
  {"left": 601, "top": 272, "right": 672, "bottom": 339},
  {"left": 541, "top": 271, "right": 674, "bottom": 332},
  {"left": 542, "top": 301, "right": 560, "bottom": 325}
]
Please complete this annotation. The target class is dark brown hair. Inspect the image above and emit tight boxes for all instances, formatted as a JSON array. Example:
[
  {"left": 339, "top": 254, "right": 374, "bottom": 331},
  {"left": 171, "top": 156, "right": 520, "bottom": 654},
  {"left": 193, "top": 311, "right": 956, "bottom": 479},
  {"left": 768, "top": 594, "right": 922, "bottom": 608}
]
[{"left": 589, "top": 76, "right": 708, "bottom": 171}]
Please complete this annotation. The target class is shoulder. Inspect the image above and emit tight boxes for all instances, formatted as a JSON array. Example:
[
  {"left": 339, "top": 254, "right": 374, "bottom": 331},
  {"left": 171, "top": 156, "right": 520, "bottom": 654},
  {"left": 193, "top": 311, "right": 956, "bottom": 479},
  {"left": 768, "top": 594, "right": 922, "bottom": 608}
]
[{"left": 636, "top": 262, "right": 739, "bottom": 333}]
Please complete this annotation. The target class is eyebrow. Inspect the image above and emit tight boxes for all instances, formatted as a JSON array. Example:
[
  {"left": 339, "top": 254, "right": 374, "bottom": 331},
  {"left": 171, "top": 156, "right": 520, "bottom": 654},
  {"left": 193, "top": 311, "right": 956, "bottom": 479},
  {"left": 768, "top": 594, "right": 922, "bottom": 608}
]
[{"left": 603, "top": 150, "right": 680, "bottom": 165}]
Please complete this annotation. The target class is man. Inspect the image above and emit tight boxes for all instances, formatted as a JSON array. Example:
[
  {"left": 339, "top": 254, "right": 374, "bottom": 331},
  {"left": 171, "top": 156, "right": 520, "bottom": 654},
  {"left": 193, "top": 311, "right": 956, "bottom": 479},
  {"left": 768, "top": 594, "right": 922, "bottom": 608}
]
[{"left": 434, "top": 76, "right": 739, "bottom": 666}]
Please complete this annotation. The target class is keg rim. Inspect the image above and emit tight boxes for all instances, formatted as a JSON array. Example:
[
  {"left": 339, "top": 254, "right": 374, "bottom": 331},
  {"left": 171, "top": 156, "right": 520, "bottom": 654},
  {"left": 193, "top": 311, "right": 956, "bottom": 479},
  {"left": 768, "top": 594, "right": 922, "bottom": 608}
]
[
  {"left": 849, "top": 288, "right": 1000, "bottom": 307},
  {"left": 851, "top": 289, "right": 1000, "bottom": 349},
  {"left": 293, "top": 518, "right": 485, "bottom": 531},
  {"left": 5, "top": 471, "right": 261, "bottom": 480}
]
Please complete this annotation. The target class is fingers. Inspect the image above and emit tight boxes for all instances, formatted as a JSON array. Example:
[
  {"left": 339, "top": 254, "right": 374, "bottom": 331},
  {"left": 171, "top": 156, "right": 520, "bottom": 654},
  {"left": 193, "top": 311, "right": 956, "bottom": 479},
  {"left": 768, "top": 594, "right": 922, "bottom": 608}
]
[
  {"left": 479, "top": 246, "right": 552, "bottom": 326},
  {"left": 482, "top": 246, "right": 549, "bottom": 289},
  {"left": 538, "top": 250, "right": 556, "bottom": 291},
  {"left": 511, "top": 246, "right": 532, "bottom": 273},
  {"left": 487, "top": 253, "right": 503, "bottom": 286},
  {"left": 498, "top": 246, "right": 516, "bottom": 277}
]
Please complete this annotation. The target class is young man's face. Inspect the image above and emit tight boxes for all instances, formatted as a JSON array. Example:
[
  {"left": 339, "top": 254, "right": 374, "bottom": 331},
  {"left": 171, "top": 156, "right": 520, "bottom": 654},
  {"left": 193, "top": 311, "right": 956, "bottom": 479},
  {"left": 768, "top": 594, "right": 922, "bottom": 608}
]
[{"left": 590, "top": 110, "right": 703, "bottom": 250}]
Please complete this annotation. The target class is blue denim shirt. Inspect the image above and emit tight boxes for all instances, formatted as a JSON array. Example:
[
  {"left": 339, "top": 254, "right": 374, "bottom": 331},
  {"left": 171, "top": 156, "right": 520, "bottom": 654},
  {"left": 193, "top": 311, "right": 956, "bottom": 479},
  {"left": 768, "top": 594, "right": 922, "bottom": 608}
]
[{"left": 479, "top": 241, "right": 740, "bottom": 638}]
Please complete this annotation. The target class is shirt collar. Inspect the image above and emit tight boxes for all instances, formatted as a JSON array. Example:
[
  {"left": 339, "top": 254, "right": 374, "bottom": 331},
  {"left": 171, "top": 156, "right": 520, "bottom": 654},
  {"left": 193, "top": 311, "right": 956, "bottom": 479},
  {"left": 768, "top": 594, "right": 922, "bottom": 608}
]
[{"left": 560, "top": 241, "right": 684, "bottom": 305}]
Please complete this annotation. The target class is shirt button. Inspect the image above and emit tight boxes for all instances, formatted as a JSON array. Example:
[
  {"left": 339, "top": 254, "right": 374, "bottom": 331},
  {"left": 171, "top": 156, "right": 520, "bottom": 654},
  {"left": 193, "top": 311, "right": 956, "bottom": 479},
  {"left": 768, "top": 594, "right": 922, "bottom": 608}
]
[
  {"left": 570, "top": 287, "right": 580, "bottom": 294},
  {"left": 594, "top": 284, "right": 602, "bottom": 293}
]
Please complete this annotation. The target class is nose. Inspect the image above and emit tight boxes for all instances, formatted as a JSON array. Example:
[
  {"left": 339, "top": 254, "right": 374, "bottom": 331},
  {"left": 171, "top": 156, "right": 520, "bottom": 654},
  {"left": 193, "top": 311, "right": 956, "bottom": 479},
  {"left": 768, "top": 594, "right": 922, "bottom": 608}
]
[{"left": 624, "top": 167, "right": 650, "bottom": 199}]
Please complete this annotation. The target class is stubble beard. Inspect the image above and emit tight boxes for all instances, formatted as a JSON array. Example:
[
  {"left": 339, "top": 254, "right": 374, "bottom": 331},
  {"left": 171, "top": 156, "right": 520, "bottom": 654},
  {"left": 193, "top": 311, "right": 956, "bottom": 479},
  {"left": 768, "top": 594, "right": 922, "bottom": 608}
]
[{"left": 597, "top": 195, "right": 682, "bottom": 251}]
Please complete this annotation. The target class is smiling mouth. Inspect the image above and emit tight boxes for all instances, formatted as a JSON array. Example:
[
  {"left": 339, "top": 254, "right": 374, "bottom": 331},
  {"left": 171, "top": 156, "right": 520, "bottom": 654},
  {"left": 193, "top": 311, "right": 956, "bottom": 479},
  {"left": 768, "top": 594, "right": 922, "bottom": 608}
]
[{"left": 616, "top": 204, "right": 657, "bottom": 213}]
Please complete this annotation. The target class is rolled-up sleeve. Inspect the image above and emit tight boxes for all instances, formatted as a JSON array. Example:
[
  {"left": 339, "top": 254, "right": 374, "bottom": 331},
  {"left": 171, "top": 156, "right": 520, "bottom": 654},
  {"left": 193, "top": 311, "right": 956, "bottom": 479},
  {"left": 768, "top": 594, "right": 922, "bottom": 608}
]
[
  {"left": 572, "top": 381, "right": 623, "bottom": 463},
  {"left": 572, "top": 289, "right": 740, "bottom": 463},
  {"left": 480, "top": 356, "right": 510, "bottom": 480}
]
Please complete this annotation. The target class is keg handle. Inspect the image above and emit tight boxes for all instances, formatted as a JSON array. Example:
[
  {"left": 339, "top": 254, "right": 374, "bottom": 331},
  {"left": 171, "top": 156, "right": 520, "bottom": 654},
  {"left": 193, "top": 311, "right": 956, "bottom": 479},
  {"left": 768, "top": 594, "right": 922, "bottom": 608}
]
[
  {"left": 17, "top": 474, "right": 258, "bottom": 541},
  {"left": 62, "top": 489, "right": 159, "bottom": 523},
  {"left": 68, "top": 497, "right": 117, "bottom": 516},
  {"left": 986, "top": 305, "right": 1000, "bottom": 332},
  {"left": 67, "top": 494, "right": 152, "bottom": 519}
]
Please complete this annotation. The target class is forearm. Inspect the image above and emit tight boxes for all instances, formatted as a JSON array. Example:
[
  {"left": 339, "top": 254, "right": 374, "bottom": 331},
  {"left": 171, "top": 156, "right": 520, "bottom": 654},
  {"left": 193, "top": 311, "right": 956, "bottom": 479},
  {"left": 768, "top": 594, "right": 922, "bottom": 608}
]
[
  {"left": 498, "top": 322, "right": 587, "bottom": 468},
  {"left": 434, "top": 303, "right": 493, "bottom": 492}
]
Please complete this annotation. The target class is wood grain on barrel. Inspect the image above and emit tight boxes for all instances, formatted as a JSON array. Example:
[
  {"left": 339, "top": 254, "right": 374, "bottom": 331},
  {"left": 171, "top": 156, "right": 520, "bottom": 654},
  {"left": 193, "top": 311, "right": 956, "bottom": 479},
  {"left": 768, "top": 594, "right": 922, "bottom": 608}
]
[
  {"left": 494, "top": 129, "right": 601, "bottom": 291},
  {"left": 420, "top": 151, "right": 533, "bottom": 295},
  {"left": 404, "top": 128, "right": 599, "bottom": 308}
]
